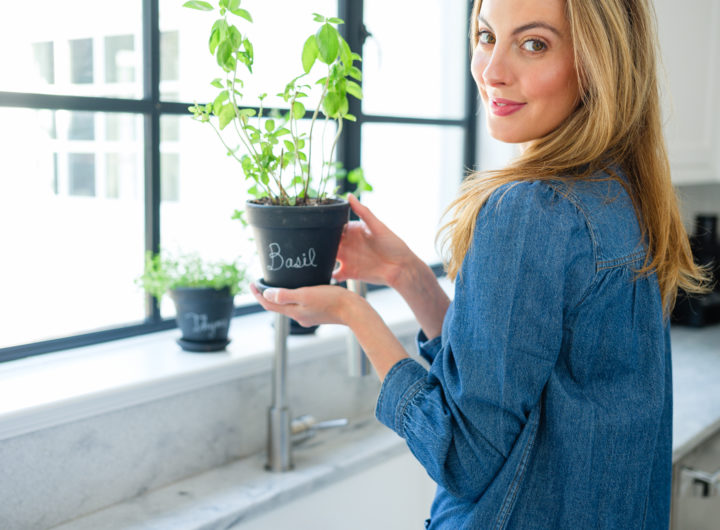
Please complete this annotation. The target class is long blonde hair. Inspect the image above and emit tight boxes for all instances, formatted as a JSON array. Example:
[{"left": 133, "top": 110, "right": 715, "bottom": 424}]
[{"left": 440, "top": 0, "right": 707, "bottom": 314}]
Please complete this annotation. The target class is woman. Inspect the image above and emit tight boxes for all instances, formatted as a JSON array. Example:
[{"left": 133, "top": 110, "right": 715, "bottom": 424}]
[{"left": 251, "top": 0, "right": 707, "bottom": 527}]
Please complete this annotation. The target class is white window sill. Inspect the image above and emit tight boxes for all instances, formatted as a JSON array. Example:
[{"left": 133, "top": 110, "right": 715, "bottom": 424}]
[{"left": 0, "top": 285, "right": 436, "bottom": 442}]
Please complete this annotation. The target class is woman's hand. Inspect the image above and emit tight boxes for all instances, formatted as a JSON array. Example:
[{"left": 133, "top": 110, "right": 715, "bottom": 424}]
[
  {"left": 333, "top": 194, "right": 418, "bottom": 288},
  {"left": 335, "top": 195, "right": 450, "bottom": 340},
  {"left": 249, "top": 281, "right": 410, "bottom": 381},
  {"left": 250, "top": 282, "right": 361, "bottom": 328}
]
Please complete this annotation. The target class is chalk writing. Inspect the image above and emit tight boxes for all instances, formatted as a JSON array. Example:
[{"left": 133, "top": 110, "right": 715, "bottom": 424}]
[
  {"left": 184, "top": 312, "right": 228, "bottom": 339},
  {"left": 267, "top": 242, "right": 318, "bottom": 271}
]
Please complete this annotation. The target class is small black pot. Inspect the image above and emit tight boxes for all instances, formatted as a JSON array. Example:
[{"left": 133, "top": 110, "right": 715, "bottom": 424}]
[
  {"left": 246, "top": 199, "right": 350, "bottom": 288},
  {"left": 169, "top": 287, "right": 234, "bottom": 352}
]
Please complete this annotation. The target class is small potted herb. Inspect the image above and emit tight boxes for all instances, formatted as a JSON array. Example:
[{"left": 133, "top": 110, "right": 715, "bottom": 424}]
[
  {"left": 184, "top": 0, "right": 371, "bottom": 289},
  {"left": 137, "top": 251, "right": 248, "bottom": 352}
]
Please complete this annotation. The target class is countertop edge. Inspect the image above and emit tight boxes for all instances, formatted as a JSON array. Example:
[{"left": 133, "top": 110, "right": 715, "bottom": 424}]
[{"left": 51, "top": 418, "right": 409, "bottom": 530}]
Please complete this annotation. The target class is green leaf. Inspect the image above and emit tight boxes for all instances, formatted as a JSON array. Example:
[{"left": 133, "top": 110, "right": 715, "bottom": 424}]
[
  {"left": 210, "top": 78, "right": 224, "bottom": 88},
  {"left": 230, "top": 8, "right": 253, "bottom": 22},
  {"left": 323, "top": 91, "right": 342, "bottom": 117},
  {"left": 274, "top": 127, "right": 291, "bottom": 136},
  {"left": 209, "top": 28, "right": 220, "bottom": 55},
  {"left": 228, "top": 0, "right": 240, "bottom": 10},
  {"left": 216, "top": 41, "right": 232, "bottom": 69},
  {"left": 229, "top": 25, "right": 242, "bottom": 48},
  {"left": 344, "top": 113, "right": 357, "bottom": 122},
  {"left": 243, "top": 38, "right": 253, "bottom": 60},
  {"left": 265, "top": 119, "right": 275, "bottom": 133},
  {"left": 346, "top": 80, "right": 363, "bottom": 100},
  {"left": 340, "top": 38, "right": 352, "bottom": 68},
  {"left": 183, "top": 1, "right": 213, "bottom": 11},
  {"left": 312, "top": 13, "right": 325, "bottom": 22},
  {"left": 348, "top": 167, "right": 373, "bottom": 192},
  {"left": 349, "top": 66, "right": 362, "bottom": 80},
  {"left": 301, "top": 35, "right": 319, "bottom": 74},
  {"left": 284, "top": 140, "right": 295, "bottom": 152},
  {"left": 328, "top": 17, "right": 344, "bottom": 24},
  {"left": 316, "top": 23, "right": 339, "bottom": 64},
  {"left": 212, "top": 90, "right": 229, "bottom": 114},
  {"left": 292, "top": 101, "right": 306, "bottom": 120},
  {"left": 219, "top": 105, "right": 236, "bottom": 130}
]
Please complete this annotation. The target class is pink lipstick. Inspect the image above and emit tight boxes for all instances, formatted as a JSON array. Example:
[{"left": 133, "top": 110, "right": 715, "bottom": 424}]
[{"left": 489, "top": 98, "right": 526, "bottom": 116}]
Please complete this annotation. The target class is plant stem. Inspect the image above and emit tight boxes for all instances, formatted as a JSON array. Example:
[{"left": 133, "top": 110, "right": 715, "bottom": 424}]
[
  {"left": 305, "top": 74, "right": 331, "bottom": 201},
  {"left": 322, "top": 116, "right": 343, "bottom": 198}
]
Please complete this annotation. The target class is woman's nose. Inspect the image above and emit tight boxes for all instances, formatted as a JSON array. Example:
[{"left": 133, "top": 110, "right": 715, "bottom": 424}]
[{"left": 480, "top": 47, "right": 511, "bottom": 87}]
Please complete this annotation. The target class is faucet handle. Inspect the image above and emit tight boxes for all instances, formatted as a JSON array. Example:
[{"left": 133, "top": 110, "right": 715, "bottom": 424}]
[
  {"left": 290, "top": 415, "right": 349, "bottom": 444},
  {"left": 313, "top": 418, "right": 349, "bottom": 430}
]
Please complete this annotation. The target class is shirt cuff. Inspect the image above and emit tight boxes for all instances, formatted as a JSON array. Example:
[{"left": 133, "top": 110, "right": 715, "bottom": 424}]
[
  {"left": 375, "top": 358, "right": 428, "bottom": 435},
  {"left": 417, "top": 329, "right": 442, "bottom": 364}
]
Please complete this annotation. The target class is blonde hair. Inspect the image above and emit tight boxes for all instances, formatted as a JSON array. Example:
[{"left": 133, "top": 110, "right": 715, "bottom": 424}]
[{"left": 440, "top": 0, "right": 707, "bottom": 314}]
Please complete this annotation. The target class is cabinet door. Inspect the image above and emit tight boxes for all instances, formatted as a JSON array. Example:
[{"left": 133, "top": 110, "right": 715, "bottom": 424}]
[{"left": 655, "top": 0, "right": 720, "bottom": 184}]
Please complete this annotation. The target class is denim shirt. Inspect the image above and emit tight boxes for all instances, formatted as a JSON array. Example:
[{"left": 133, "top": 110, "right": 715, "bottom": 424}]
[{"left": 375, "top": 176, "right": 672, "bottom": 529}]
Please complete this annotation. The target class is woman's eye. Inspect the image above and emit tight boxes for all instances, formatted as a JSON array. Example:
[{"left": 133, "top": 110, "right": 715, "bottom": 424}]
[
  {"left": 521, "top": 39, "right": 547, "bottom": 52},
  {"left": 478, "top": 31, "right": 496, "bottom": 45}
]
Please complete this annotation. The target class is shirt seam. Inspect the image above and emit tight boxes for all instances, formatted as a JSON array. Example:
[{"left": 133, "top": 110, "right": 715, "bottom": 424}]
[
  {"left": 545, "top": 181, "right": 600, "bottom": 311},
  {"left": 396, "top": 378, "right": 428, "bottom": 434},
  {"left": 494, "top": 407, "right": 541, "bottom": 530}
]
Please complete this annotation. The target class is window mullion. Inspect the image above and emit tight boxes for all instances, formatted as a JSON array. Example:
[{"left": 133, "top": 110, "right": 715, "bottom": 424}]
[
  {"left": 336, "top": 0, "right": 364, "bottom": 197},
  {"left": 143, "top": 0, "right": 161, "bottom": 322}
]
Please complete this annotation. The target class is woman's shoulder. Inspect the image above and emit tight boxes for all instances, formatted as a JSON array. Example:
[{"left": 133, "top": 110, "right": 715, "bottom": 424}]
[
  {"left": 482, "top": 178, "right": 587, "bottom": 230},
  {"left": 483, "top": 170, "right": 645, "bottom": 268}
]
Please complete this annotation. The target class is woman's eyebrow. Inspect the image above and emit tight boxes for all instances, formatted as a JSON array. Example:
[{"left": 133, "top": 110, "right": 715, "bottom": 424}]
[{"left": 478, "top": 15, "right": 562, "bottom": 37}]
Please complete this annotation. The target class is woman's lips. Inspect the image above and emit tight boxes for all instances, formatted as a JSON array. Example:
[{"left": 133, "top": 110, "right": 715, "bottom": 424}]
[{"left": 489, "top": 98, "right": 526, "bottom": 116}]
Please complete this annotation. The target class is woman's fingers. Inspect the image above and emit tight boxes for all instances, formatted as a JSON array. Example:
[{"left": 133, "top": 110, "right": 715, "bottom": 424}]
[{"left": 347, "top": 194, "right": 387, "bottom": 235}]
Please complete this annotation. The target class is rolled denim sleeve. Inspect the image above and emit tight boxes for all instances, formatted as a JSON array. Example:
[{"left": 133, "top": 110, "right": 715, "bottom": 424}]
[{"left": 376, "top": 181, "right": 594, "bottom": 500}]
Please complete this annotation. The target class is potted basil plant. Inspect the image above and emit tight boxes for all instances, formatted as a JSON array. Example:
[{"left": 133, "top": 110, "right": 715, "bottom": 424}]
[
  {"left": 137, "top": 251, "right": 248, "bottom": 352},
  {"left": 184, "top": 0, "right": 371, "bottom": 289}
]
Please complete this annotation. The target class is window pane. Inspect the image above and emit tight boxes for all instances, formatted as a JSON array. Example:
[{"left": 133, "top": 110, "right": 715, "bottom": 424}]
[
  {"left": 0, "top": 108, "right": 145, "bottom": 349},
  {"left": 70, "top": 38, "right": 94, "bottom": 84},
  {"left": 0, "top": 0, "right": 143, "bottom": 98},
  {"left": 159, "top": 0, "right": 336, "bottom": 108},
  {"left": 68, "top": 153, "right": 96, "bottom": 196},
  {"left": 361, "top": 124, "right": 465, "bottom": 263},
  {"left": 159, "top": 114, "right": 257, "bottom": 317},
  {"left": 105, "top": 34, "right": 135, "bottom": 83},
  {"left": 363, "top": 0, "right": 468, "bottom": 119}
]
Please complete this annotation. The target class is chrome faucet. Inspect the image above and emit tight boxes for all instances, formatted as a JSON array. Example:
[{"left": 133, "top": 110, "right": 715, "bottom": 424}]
[
  {"left": 266, "top": 313, "right": 293, "bottom": 471},
  {"left": 265, "top": 280, "right": 370, "bottom": 472},
  {"left": 265, "top": 313, "right": 352, "bottom": 472},
  {"left": 346, "top": 280, "right": 372, "bottom": 377}
]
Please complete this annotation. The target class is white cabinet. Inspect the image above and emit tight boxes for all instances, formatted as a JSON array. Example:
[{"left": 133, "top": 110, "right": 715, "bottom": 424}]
[{"left": 655, "top": 0, "right": 720, "bottom": 184}]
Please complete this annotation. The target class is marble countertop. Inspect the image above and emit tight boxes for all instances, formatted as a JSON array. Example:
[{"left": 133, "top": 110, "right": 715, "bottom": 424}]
[
  {"left": 669, "top": 324, "right": 720, "bottom": 462},
  {"left": 53, "top": 324, "right": 720, "bottom": 529},
  {"left": 52, "top": 417, "right": 406, "bottom": 530}
]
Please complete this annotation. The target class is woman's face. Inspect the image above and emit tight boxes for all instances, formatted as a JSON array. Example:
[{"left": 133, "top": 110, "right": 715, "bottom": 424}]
[{"left": 471, "top": 0, "right": 580, "bottom": 146}]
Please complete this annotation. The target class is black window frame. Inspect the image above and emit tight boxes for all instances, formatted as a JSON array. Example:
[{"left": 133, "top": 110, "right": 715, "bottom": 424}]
[{"left": 0, "top": 0, "right": 477, "bottom": 364}]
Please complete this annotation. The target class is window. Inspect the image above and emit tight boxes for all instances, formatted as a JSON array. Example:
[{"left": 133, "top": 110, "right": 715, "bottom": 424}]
[{"left": 0, "top": 0, "right": 476, "bottom": 362}]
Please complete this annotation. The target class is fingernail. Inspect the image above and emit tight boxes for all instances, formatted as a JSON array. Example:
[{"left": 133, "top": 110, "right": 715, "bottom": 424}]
[{"left": 263, "top": 288, "right": 278, "bottom": 302}]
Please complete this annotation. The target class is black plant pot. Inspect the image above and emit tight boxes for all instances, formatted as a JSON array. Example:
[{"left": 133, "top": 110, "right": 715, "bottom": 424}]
[
  {"left": 169, "top": 287, "right": 234, "bottom": 352},
  {"left": 246, "top": 199, "right": 350, "bottom": 288}
]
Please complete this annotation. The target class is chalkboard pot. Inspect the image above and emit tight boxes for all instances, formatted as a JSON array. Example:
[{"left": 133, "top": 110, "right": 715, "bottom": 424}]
[
  {"left": 246, "top": 199, "right": 350, "bottom": 289},
  {"left": 169, "top": 286, "right": 234, "bottom": 352}
]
